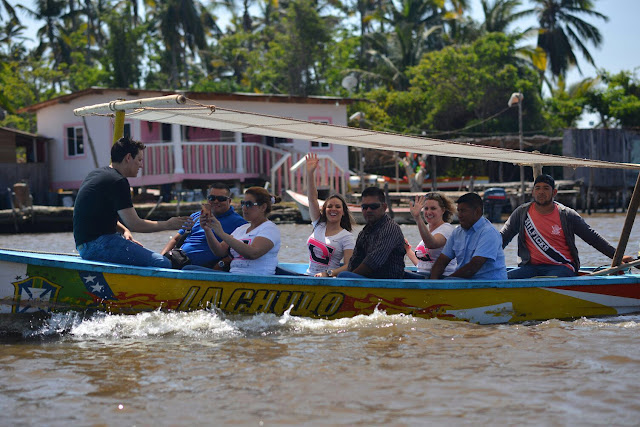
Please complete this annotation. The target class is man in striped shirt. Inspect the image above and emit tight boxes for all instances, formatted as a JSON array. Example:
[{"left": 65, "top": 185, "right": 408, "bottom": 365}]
[{"left": 338, "top": 187, "right": 406, "bottom": 279}]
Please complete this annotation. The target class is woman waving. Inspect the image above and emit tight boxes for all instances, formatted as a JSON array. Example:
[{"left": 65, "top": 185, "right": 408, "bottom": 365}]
[
  {"left": 407, "top": 192, "right": 457, "bottom": 277},
  {"left": 305, "top": 153, "right": 355, "bottom": 277}
]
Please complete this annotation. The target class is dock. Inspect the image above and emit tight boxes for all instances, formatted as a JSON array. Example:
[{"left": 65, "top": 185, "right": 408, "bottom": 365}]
[{"left": 0, "top": 202, "right": 303, "bottom": 233}]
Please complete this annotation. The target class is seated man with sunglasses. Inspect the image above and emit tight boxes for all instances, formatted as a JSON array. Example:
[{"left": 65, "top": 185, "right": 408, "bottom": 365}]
[
  {"left": 337, "top": 187, "right": 406, "bottom": 279},
  {"left": 161, "top": 183, "right": 246, "bottom": 267}
]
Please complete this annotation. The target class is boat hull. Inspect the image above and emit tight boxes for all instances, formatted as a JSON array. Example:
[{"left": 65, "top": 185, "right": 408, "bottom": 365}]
[{"left": 2, "top": 249, "right": 640, "bottom": 325}]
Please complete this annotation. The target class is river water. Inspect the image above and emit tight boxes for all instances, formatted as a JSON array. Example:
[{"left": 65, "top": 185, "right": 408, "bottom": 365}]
[{"left": 1, "top": 214, "right": 640, "bottom": 425}]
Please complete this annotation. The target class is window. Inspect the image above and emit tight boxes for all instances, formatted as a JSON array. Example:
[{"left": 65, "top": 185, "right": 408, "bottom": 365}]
[
  {"left": 66, "top": 126, "right": 85, "bottom": 157},
  {"left": 162, "top": 123, "right": 172, "bottom": 142},
  {"left": 220, "top": 131, "right": 235, "bottom": 142},
  {"left": 311, "top": 140, "right": 330, "bottom": 149},
  {"left": 309, "top": 118, "right": 331, "bottom": 149}
]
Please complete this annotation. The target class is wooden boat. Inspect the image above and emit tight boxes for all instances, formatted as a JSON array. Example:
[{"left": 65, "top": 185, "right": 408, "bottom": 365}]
[
  {"left": 286, "top": 189, "right": 415, "bottom": 224},
  {"left": 2, "top": 249, "right": 640, "bottom": 325},
  {"left": 2, "top": 94, "right": 639, "bottom": 328}
]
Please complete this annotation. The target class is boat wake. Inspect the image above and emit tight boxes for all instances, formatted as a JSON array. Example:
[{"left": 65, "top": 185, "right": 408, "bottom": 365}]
[{"left": 15, "top": 306, "right": 423, "bottom": 340}]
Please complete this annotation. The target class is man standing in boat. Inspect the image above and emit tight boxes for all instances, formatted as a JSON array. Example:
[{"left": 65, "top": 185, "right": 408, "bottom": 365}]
[
  {"left": 431, "top": 193, "right": 507, "bottom": 280},
  {"left": 161, "top": 183, "right": 247, "bottom": 268},
  {"left": 337, "top": 186, "right": 405, "bottom": 279},
  {"left": 501, "top": 174, "right": 633, "bottom": 279},
  {"left": 73, "top": 136, "right": 193, "bottom": 268}
]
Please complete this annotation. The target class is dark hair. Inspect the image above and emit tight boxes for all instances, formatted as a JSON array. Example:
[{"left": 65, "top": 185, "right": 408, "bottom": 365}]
[
  {"left": 209, "top": 182, "right": 231, "bottom": 196},
  {"left": 361, "top": 186, "right": 386, "bottom": 204},
  {"left": 456, "top": 192, "right": 483, "bottom": 211},
  {"left": 319, "top": 194, "right": 355, "bottom": 232},
  {"left": 534, "top": 174, "right": 555, "bottom": 189},
  {"left": 245, "top": 186, "right": 281, "bottom": 214},
  {"left": 425, "top": 192, "right": 455, "bottom": 223},
  {"left": 111, "top": 136, "right": 145, "bottom": 163}
]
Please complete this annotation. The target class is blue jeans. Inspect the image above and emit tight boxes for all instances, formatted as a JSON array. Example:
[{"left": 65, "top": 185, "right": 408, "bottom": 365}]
[
  {"left": 507, "top": 264, "right": 576, "bottom": 279},
  {"left": 78, "top": 233, "right": 171, "bottom": 268}
]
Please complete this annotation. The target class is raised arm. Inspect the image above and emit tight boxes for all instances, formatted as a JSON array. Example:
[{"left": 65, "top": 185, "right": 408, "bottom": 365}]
[
  {"left": 410, "top": 196, "right": 447, "bottom": 249},
  {"left": 306, "top": 153, "right": 321, "bottom": 222}
]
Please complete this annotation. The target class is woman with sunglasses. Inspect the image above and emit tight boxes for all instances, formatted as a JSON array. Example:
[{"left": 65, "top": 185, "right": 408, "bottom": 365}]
[
  {"left": 201, "top": 187, "right": 281, "bottom": 275},
  {"left": 406, "top": 192, "right": 457, "bottom": 277},
  {"left": 305, "top": 153, "right": 355, "bottom": 277}
]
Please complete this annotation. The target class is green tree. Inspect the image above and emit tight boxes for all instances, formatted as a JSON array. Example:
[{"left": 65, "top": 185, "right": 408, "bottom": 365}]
[
  {"left": 356, "top": 33, "right": 546, "bottom": 135},
  {"left": 146, "top": 0, "right": 211, "bottom": 89},
  {"left": 480, "top": 0, "right": 527, "bottom": 33},
  {"left": 583, "top": 70, "right": 640, "bottom": 128},
  {"left": 524, "top": 0, "right": 608, "bottom": 78},
  {"left": 250, "top": 0, "right": 333, "bottom": 96}
]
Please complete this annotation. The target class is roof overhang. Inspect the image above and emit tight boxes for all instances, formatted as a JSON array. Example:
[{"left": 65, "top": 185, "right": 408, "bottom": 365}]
[{"left": 19, "top": 87, "right": 360, "bottom": 114}]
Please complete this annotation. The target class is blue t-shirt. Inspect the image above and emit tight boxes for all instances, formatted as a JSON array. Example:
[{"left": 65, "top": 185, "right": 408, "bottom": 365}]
[
  {"left": 442, "top": 216, "right": 507, "bottom": 280},
  {"left": 180, "top": 206, "right": 247, "bottom": 266}
]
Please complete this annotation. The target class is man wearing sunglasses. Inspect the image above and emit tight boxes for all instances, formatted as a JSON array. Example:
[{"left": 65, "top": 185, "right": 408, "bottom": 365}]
[
  {"left": 161, "top": 183, "right": 246, "bottom": 267},
  {"left": 337, "top": 186, "right": 406, "bottom": 279}
]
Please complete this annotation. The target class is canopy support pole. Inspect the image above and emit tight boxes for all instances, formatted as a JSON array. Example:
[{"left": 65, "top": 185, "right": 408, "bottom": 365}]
[
  {"left": 113, "top": 110, "right": 125, "bottom": 144},
  {"left": 611, "top": 171, "right": 640, "bottom": 267}
]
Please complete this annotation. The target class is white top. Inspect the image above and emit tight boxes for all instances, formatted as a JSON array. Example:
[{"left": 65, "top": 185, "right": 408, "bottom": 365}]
[
  {"left": 229, "top": 221, "right": 281, "bottom": 275},
  {"left": 306, "top": 220, "right": 356, "bottom": 275},
  {"left": 414, "top": 222, "right": 457, "bottom": 276}
]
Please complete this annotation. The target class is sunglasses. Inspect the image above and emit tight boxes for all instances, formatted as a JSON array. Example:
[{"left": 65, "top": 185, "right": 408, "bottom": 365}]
[
  {"left": 208, "top": 195, "right": 231, "bottom": 202},
  {"left": 361, "top": 203, "right": 382, "bottom": 211},
  {"left": 240, "top": 201, "right": 262, "bottom": 208}
]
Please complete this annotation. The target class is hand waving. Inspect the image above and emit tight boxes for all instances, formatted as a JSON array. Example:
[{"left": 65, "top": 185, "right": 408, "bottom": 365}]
[
  {"left": 305, "top": 153, "right": 319, "bottom": 175},
  {"left": 410, "top": 196, "right": 426, "bottom": 221}
]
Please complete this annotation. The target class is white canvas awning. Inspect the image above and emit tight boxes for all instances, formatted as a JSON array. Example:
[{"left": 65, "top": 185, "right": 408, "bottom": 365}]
[{"left": 73, "top": 95, "right": 640, "bottom": 171}]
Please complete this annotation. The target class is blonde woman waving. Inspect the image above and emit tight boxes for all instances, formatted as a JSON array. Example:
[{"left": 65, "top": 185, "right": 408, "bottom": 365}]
[{"left": 407, "top": 192, "right": 457, "bottom": 277}]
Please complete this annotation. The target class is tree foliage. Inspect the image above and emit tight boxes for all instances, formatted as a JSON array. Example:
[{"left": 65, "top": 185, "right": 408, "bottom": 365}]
[{"left": 0, "top": 0, "right": 625, "bottom": 140}]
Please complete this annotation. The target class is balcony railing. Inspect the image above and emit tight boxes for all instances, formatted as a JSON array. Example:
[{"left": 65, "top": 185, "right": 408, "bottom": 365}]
[{"left": 138, "top": 141, "right": 344, "bottom": 195}]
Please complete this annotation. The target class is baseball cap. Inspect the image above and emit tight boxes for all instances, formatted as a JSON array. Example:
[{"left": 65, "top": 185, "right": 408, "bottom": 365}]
[{"left": 534, "top": 174, "right": 555, "bottom": 189}]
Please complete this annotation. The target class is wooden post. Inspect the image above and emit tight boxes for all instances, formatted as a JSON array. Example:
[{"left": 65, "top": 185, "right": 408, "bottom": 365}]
[{"left": 611, "top": 171, "right": 640, "bottom": 267}]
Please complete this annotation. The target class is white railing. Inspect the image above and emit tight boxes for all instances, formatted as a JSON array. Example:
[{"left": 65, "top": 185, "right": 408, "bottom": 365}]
[
  {"left": 289, "top": 154, "right": 347, "bottom": 196},
  {"left": 141, "top": 141, "right": 345, "bottom": 196}
]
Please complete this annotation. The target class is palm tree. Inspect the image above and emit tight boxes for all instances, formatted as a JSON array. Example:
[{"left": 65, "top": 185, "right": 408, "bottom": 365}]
[
  {"left": 148, "top": 0, "right": 210, "bottom": 88},
  {"left": 480, "top": 0, "right": 529, "bottom": 33},
  {"left": 365, "top": 0, "right": 443, "bottom": 89},
  {"left": 0, "top": 0, "right": 18, "bottom": 22},
  {"left": 19, "top": 0, "right": 72, "bottom": 90},
  {"left": 524, "top": 0, "right": 608, "bottom": 78}
]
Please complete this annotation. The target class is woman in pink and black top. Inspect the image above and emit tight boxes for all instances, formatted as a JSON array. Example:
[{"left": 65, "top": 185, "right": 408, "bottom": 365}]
[{"left": 305, "top": 153, "right": 355, "bottom": 277}]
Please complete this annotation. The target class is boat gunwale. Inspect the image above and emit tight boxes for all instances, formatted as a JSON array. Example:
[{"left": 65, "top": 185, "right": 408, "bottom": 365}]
[{"left": 2, "top": 248, "right": 639, "bottom": 291}]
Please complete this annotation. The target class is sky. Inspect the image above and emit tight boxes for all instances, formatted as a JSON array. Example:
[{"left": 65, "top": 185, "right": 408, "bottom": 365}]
[
  {"left": 467, "top": 0, "right": 640, "bottom": 88},
  {"left": 16, "top": 0, "right": 640, "bottom": 126}
]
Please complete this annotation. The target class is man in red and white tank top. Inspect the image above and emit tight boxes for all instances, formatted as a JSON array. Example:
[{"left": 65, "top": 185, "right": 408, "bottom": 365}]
[{"left": 501, "top": 174, "right": 633, "bottom": 279}]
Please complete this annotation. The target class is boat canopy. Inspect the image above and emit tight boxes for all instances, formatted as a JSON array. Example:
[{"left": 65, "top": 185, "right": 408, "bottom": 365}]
[{"left": 74, "top": 95, "right": 640, "bottom": 171}]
